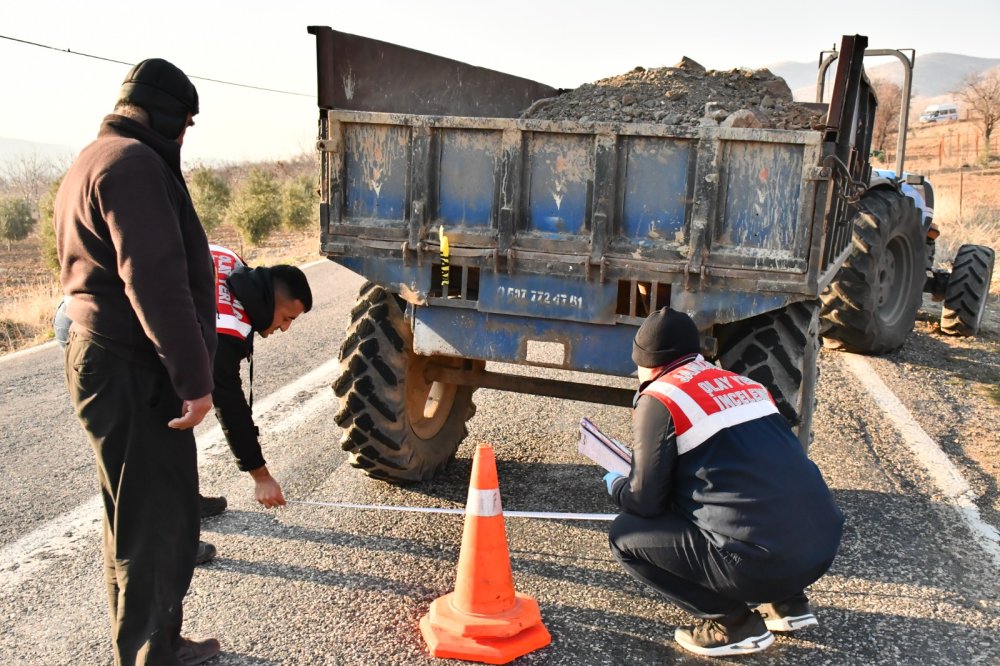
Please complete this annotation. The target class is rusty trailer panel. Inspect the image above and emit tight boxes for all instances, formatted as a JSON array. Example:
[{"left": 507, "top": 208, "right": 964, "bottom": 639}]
[
  {"left": 308, "top": 26, "right": 557, "bottom": 118},
  {"left": 319, "top": 111, "right": 833, "bottom": 305}
]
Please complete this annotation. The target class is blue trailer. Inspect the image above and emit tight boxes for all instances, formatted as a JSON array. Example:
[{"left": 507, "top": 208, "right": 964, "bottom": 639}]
[{"left": 308, "top": 28, "right": 988, "bottom": 482}]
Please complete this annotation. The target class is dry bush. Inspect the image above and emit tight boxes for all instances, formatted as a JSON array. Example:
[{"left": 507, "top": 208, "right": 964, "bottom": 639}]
[
  {"left": 0, "top": 278, "right": 61, "bottom": 354},
  {"left": 928, "top": 171, "right": 1000, "bottom": 296},
  {"left": 935, "top": 202, "right": 1000, "bottom": 261}
]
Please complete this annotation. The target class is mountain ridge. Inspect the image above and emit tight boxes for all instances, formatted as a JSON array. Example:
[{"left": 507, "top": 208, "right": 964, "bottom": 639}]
[{"left": 770, "top": 52, "right": 1000, "bottom": 102}]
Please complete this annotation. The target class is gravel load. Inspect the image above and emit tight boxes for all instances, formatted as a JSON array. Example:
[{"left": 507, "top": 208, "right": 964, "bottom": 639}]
[{"left": 523, "top": 57, "right": 826, "bottom": 130}]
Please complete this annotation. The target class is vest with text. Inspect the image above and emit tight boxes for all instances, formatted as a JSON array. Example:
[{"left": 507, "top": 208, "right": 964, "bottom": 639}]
[
  {"left": 210, "top": 244, "right": 252, "bottom": 341},
  {"left": 640, "top": 355, "right": 779, "bottom": 455}
]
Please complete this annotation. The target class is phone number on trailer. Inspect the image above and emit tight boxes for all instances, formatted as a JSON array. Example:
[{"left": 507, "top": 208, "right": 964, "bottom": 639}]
[{"left": 497, "top": 287, "right": 584, "bottom": 308}]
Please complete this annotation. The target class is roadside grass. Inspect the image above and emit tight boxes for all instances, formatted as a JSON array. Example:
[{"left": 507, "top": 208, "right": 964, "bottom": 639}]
[
  {"left": 0, "top": 278, "right": 60, "bottom": 354},
  {"left": 933, "top": 201, "right": 1000, "bottom": 281},
  {"left": 913, "top": 166, "right": 1000, "bottom": 296}
]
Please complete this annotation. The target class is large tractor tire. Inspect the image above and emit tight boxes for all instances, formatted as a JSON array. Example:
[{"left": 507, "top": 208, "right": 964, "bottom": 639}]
[
  {"left": 333, "top": 282, "right": 478, "bottom": 482},
  {"left": 940, "top": 244, "right": 995, "bottom": 336},
  {"left": 820, "top": 189, "right": 925, "bottom": 354},
  {"left": 714, "top": 301, "right": 820, "bottom": 451}
]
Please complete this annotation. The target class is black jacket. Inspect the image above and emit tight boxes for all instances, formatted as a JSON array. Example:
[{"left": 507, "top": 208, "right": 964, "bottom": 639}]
[
  {"left": 610, "top": 355, "right": 844, "bottom": 568},
  {"left": 212, "top": 266, "right": 275, "bottom": 472},
  {"left": 55, "top": 115, "right": 216, "bottom": 399}
]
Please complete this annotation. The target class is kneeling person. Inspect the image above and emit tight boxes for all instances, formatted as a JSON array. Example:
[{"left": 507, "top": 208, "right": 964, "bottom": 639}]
[{"left": 604, "top": 307, "right": 843, "bottom": 657}]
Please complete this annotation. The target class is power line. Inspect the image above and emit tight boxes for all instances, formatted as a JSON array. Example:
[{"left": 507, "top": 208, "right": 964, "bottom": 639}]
[{"left": 0, "top": 34, "right": 312, "bottom": 98}]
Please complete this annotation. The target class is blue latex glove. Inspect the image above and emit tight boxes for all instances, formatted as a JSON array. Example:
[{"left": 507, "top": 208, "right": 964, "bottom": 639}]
[{"left": 603, "top": 471, "right": 625, "bottom": 495}]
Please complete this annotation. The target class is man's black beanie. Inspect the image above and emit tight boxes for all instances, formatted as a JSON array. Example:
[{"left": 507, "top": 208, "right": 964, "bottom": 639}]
[
  {"left": 632, "top": 307, "right": 701, "bottom": 368},
  {"left": 117, "top": 58, "right": 199, "bottom": 141}
]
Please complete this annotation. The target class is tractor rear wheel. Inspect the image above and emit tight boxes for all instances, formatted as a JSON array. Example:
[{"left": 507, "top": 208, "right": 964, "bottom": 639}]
[
  {"left": 333, "top": 282, "right": 478, "bottom": 482},
  {"left": 714, "top": 301, "right": 820, "bottom": 451},
  {"left": 940, "top": 244, "right": 995, "bottom": 336},
  {"left": 820, "top": 189, "right": 925, "bottom": 354}
]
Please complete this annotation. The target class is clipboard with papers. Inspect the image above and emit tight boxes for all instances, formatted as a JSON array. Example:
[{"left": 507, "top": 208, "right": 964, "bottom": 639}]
[{"left": 578, "top": 417, "right": 632, "bottom": 476}]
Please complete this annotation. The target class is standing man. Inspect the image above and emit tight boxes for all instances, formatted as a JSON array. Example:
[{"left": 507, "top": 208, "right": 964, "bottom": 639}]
[
  {"left": 203, "top": 244, "right": 312, "bottom": 514},
  {"left": 56, "top": 59, "right": 220, "bottom": 665},
  {"left": 603, "top": 307, "right": 843, "bottom": 657}
]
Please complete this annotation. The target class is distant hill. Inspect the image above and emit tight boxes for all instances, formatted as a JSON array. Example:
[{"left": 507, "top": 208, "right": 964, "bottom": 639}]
[
  {"left": 0, "top": 137, "right": 76, "bottom": 170},
  {"left": 868, "top": 53, "right": 1000, "bottom": 97},
  {"left": 765, "top": 60, "right": 824, "bottom": 93},
  {"left": 771, "top": 52, "right": 1000, "bottom": 103}
]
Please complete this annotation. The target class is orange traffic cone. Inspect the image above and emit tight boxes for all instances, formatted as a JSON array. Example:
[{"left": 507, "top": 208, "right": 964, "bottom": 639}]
[{"left": 419, "top": 443, "right": 551, "bottom": 664}]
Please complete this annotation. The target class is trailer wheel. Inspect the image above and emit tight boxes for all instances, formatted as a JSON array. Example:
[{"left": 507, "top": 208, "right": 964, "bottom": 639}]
[
  {"left": 333, "top": 282, "right": 478, "bottom": 482},
  {"left": 820, "top": 189, "right": 925, "bottom": 354},
  {"left": 714, "top": 301, "right": 820, "bottom": 451},
  {"left": 940, "top": 244, "right": 995, "bottom": 336}
]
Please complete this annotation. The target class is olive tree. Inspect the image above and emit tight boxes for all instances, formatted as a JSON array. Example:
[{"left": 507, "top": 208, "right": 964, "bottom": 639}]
[
  {"left": 226, "top": 168, "right": 282, "bottom": 246},
  {"left": 281, "top": 174, "right": 317, "bottom": 233},
  {"left": 37, "top": 177, "right": 64, "bottom": 274},
  {"left": 189, "top": 167, "right": 230, "bottom": 234},
  {"left": 0, "top": 197, "right": 35, "bottom": 250}
]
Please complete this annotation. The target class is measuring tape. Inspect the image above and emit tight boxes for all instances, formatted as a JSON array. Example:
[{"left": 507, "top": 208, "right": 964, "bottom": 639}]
[{"left": 288, "top": 499, "right": 616, "bottom": 522}]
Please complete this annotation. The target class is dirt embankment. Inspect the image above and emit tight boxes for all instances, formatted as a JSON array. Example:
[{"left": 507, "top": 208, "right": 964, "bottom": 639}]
[{"left": 523, "top": 57, "right": 826, "bottom": 130}]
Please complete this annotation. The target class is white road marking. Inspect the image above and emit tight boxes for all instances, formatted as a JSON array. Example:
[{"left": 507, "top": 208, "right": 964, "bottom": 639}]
[
  {"left": 0, "top": 358, "right": 340, "bottom": 593},
  {"left": 839, "top": 353, "right": 1000, "bottom": 568},
  {"left": 0, "top": 340, "right": 58, "bottom": 365}
]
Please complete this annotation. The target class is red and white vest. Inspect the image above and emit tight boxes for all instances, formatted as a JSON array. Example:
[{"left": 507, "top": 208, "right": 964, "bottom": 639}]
[
  {"left": 641, "top": 355, "right": 779, "bottom": 455},
  {"left": 210, "top": 244, "right": 252, "bottom": 341}
]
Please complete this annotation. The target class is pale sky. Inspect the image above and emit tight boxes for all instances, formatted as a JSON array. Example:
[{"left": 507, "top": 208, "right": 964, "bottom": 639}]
[{"left": 1, "top": 0, "right": 997, "bottom": 164}]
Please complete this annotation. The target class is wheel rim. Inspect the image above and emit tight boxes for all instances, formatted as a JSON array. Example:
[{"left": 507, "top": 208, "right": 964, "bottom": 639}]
[
  {"left": 406, "top": 356, "right": 459, "bottom": 440},
  {"left": 878, "top": 234, "right": 914, "bottom": 326}
]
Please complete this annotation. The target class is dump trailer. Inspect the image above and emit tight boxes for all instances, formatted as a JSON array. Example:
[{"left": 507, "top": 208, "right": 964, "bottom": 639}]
[{"left": 308, "top": 27, "right": 882, "bottom": 482}]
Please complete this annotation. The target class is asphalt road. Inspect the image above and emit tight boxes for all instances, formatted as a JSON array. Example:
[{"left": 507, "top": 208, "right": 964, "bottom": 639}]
[{"left": 1, "top": 259, "right": 998, "bottom": 665}]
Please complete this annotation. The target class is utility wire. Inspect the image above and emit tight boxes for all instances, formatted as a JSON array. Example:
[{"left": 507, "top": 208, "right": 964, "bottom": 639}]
[{"left": 0, "top": 34, "right": 312, "bottom": 97}]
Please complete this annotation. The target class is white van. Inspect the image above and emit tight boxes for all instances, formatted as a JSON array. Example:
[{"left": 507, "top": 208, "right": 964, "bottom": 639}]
[{"left": 920, "top": 103, "right": 959, "bottom": 123}]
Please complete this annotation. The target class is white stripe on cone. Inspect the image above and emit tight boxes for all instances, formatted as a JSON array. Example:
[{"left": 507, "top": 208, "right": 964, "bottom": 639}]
[{"left": 466, "top": 488, "right": 502, "bottom": 517}]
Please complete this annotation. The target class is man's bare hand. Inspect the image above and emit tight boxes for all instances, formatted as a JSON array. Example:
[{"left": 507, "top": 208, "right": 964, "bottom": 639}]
[
  {"left": 167, "top": 394, "right": 213, "bottom": 429},
  {"left": 253, "top": 472, "right": 287, "bottom": 508}
]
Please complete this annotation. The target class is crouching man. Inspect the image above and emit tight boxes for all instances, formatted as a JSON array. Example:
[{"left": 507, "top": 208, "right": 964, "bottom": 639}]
[
  {"left": 603, "top": 307, "right": 843, "bottom": 657},
  {"left": 203, "top": 244, "right": 312, "bottom": 516}
]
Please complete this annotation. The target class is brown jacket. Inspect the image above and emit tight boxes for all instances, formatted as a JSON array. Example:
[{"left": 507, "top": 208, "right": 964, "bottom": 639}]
[{"left": 55, "top": 115, "right": 216, "bottom": 399}]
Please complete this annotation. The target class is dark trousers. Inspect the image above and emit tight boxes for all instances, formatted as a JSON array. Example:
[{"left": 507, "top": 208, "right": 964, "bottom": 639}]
[
  {"left": 609, "top": 511, "right": 833, "bottom": 621},
  {"left": 66, "top": 333, "right": 200, "bottom": 666}
]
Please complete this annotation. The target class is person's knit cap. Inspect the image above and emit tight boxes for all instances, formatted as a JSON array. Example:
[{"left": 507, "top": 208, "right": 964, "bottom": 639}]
[
  {"left": 117, "top": 58, "right": 199, "bottom": 140},
  {"left": 632, "top": 307, "right": 701, "bottom": 368}
]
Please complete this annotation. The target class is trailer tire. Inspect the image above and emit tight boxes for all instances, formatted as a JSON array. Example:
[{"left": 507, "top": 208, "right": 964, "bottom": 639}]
[
  {"left": 333, "top": 282, "right": 478, "bottom": 482},
  {"left": 714, "top": 300, "right": 820, "bottom": 451},
  {"left": 940, "top": 244, "right": 995, "bottom": 336},
  {"left": 820, "top": 189, "right": 925, "bottom": 354}
]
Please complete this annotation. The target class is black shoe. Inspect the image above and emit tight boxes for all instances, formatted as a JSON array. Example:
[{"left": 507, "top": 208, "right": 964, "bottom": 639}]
[
  {"left": 195, "top": 540, "right": 217, "bottom": 565},
  {"left": 176, "top": 636, "right": 221, "bottom": 665},
  {"left": 199, "top": 494, "right": 227, "bottom": 519},
  {"left": 674, "top": 611, "right": 774, "bottom": 657},
  {"left": 757, "top": 593, "right": 818, "bottom": 632}
]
